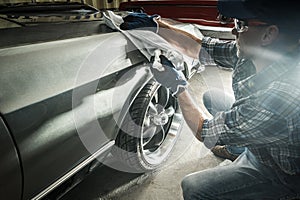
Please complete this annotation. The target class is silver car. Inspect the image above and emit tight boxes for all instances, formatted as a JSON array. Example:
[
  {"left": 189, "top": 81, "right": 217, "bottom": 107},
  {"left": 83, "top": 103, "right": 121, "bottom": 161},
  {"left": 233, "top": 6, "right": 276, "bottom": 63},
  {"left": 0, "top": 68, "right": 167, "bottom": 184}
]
[{"left": 0, "top": 1, "right": 192, "bottom": 199}]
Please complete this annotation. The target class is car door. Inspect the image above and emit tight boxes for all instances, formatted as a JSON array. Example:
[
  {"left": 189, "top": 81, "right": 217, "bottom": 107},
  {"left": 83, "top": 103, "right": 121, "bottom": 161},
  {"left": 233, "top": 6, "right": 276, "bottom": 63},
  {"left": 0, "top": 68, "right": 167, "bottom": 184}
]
[{"left": 0, "top": 21, "right": 146, "bottom": 199}]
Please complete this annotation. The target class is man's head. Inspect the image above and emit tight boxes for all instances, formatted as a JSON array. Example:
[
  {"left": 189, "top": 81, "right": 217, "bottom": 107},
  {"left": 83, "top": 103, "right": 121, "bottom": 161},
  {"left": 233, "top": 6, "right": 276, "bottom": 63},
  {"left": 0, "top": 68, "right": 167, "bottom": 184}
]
[
  {"left": 218, "top": 0, "right": 300, "bottom": 59},
  {"left": 218, "top": 0, "right": 300, "bottom": 31}
]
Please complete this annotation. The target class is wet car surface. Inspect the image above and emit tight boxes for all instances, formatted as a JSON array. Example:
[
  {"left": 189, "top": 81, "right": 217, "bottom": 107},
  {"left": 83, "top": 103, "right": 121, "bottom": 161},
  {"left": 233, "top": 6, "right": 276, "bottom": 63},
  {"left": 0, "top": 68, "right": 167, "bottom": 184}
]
[{"left": 0, "top": 1, "right": 185, "bottom": 199}]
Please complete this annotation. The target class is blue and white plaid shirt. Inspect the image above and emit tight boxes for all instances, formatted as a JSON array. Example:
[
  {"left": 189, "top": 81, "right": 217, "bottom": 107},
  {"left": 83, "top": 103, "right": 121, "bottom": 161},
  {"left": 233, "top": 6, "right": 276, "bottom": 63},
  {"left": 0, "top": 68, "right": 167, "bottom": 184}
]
[{"left": 200, "top": 37, "right": 300, "bottom": 175}]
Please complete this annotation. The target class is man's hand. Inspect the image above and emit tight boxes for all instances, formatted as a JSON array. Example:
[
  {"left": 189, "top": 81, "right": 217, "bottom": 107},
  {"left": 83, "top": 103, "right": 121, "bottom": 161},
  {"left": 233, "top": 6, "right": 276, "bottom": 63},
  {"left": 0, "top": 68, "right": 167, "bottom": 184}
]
[
  {"left": 151, "top": 55, "right": 188, "bottom": 96},
  {"left": 120, "top": 13, "right": 160, "bottom": 32}
]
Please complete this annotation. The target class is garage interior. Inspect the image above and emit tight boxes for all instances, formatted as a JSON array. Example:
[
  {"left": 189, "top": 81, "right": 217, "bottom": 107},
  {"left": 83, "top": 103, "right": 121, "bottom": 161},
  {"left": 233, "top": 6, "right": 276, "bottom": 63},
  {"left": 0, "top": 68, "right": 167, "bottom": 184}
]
[
  {"left": 54, "top": 0, "right": 234, "bottom": 199},
  {"left": 60, "top": 2, "right": 234, "bottom": 199}
]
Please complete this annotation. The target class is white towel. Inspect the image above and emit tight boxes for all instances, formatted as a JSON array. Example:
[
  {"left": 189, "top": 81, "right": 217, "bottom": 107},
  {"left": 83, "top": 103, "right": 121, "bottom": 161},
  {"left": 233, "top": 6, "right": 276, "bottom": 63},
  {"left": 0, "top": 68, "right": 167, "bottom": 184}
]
[{"left": 103, "top": 10, "right": 185, "bottom": 70}]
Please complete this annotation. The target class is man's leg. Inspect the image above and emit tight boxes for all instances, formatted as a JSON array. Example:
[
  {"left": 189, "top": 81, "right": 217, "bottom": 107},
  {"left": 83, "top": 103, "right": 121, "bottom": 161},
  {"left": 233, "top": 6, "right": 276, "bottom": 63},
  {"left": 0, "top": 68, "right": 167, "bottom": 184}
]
[
  {"left": 181, "top": 149, "right": 298, "bottom": 200},
  {"left": 202, "top": 88, "right": 234, "bottom": 116},
  {"left": 203, "top": 89, "right": 245, "bottom": 160}
]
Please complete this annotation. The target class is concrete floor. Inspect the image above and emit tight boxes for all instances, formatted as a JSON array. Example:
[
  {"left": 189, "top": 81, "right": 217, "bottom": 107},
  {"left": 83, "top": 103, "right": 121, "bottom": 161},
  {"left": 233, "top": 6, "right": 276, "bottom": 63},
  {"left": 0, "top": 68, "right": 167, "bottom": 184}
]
[{"left": 61, "top": 66, "right": 234, "bottom": 200}]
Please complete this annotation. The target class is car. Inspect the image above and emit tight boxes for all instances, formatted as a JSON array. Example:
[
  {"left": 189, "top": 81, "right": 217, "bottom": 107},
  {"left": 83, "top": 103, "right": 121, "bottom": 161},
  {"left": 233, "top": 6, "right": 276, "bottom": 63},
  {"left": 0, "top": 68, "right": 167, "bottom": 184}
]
[
  {"left": 0, "top": 0, "right": 235, "bottom": 198},
  {"left": 0, "top": 1, "right": 190, "bottom": 199},
  {"left": 119, "top": 0, "right": 235, "bottom": 40},
  {"left": 119, "top": 0, "right": 232, "bottom": 27}
]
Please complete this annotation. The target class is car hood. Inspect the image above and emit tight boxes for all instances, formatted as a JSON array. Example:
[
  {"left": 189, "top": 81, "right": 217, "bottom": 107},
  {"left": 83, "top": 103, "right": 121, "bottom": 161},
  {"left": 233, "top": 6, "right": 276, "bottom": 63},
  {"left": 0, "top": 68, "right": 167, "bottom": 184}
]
[{"left": 0, "top": 0, "right": 101, "bottom": 28}]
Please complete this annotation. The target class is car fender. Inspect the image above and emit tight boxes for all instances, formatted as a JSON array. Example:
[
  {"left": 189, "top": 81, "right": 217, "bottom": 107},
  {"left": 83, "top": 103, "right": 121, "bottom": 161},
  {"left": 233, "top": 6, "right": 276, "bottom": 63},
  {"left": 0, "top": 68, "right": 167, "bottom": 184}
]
[{"left": 0, "top": 31, "right": 150, "bottom": 199}]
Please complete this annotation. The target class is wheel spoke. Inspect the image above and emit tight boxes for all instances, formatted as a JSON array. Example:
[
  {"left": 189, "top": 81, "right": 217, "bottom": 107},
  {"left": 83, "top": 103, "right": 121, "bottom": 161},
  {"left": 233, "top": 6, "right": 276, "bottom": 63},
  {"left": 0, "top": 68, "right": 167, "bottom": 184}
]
[
  {"left": 165, "top": 106, "right": 175, "bottom": 117},
  {"left": 148, "top": 101, "right": 158, "bottom": 115},
  {"left": 155, "top": 125, "right": 166, "bottom": 146},
  {"left": 143, "top": 124, "right": 165, "bottom": 150},
  {"left": 143, "top": 126, "right": 157, "bottom": 145}
]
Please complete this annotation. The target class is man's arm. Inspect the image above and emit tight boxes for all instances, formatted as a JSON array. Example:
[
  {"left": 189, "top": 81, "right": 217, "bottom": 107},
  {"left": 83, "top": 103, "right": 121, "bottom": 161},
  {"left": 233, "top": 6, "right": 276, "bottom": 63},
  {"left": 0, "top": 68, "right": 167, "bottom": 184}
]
[
  {"left": 177, "top": 90, "right": 207, "bottom": 142},
  {"left": 119, "top": 13, "right": 202, "bottom": 59}
]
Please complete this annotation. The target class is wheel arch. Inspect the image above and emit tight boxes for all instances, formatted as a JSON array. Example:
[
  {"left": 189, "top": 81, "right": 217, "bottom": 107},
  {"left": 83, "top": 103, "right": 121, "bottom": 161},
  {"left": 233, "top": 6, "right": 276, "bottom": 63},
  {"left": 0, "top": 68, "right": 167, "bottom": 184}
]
[{"left": 112, "top": 64, "right": 154, "bottom": 140}]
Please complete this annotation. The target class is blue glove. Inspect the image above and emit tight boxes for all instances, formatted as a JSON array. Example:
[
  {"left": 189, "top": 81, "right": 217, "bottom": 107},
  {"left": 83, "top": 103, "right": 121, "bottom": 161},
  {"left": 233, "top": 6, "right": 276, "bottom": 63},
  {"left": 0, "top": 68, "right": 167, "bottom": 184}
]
[
  {"left": 151, "top": 55, "right": 188, "bottom": 96},
  {"left": 120, "top": 13, "right": 160, "bottom": 32}
]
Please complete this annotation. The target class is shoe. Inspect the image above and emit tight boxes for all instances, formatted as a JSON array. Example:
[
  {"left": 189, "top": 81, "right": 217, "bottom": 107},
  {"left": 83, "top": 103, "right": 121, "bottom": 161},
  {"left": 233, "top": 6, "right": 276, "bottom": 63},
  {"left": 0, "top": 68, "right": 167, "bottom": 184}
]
[{"left": 211, "top": 145, "right": 238, "bottom": 161}]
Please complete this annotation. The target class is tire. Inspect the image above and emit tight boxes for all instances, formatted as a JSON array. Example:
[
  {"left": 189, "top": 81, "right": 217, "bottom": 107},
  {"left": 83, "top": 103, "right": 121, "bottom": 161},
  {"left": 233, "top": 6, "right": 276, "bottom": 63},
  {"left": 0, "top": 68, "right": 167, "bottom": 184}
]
[{"left": 114, "top": 79, "right": 183, "bottom": 172}]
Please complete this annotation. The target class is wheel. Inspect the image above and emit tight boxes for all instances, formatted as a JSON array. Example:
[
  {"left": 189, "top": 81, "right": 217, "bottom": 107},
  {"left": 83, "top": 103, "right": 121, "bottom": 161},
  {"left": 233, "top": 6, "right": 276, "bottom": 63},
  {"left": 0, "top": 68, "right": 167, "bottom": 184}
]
[{"left": 114, "top": 79, "right": 183, "bottom": 172}]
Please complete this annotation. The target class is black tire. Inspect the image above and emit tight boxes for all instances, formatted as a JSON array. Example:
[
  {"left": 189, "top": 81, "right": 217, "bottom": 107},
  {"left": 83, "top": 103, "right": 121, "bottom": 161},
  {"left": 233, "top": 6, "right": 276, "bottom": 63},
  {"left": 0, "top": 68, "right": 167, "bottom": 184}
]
[{"left": 114, "top": 79, "right": 183, "bottom": 172}]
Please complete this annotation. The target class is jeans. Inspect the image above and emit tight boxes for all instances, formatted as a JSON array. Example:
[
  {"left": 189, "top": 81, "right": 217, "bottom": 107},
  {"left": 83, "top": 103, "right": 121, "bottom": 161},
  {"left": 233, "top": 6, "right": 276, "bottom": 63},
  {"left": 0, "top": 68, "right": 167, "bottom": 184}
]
[
  {"left": 181, "top": 149, "right": 300, "bottom": 200},
  {"left": 202, "top": 89, "right": 245, "bottom": 156}
]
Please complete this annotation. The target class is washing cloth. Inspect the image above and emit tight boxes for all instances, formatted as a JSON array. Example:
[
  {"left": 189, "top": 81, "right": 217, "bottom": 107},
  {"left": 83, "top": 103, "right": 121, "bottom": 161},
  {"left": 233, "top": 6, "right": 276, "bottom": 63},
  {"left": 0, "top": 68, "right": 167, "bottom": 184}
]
[{"left": 104, "top": 11, "right": 204, "bottom": 72}]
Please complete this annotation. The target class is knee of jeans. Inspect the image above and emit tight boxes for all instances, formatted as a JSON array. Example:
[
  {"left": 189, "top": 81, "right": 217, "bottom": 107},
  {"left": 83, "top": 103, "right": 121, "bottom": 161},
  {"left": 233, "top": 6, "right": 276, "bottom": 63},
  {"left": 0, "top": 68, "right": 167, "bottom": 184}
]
[
  {"left": 181, "top": 177, "right": 189, "bottom": 193},
  {"left": 181, "top": 177, "right": 191, "bottom": 199},
  {"left": 202, "top": 91, "right": 211, "bottom": 108},
  {"left": 182, "top": 173, "right": 216, "bottom": 200},
  {"left": 181, "top": 175, "right": 199, "bottom": 199}
]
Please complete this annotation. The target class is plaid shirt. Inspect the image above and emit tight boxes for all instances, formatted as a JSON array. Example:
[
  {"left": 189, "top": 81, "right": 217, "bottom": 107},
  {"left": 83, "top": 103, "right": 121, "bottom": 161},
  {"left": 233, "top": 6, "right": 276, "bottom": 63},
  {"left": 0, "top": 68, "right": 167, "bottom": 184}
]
[{"left": 200, "top": 37, "right": 300, "bottom": 175}]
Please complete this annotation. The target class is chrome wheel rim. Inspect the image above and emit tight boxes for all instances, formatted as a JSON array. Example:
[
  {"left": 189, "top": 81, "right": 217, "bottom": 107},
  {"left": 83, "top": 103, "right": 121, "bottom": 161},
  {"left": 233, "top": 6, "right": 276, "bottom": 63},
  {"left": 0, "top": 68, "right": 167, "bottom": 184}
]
[{"left": 141, "top": 85, "right": 182, "bottom": 165}]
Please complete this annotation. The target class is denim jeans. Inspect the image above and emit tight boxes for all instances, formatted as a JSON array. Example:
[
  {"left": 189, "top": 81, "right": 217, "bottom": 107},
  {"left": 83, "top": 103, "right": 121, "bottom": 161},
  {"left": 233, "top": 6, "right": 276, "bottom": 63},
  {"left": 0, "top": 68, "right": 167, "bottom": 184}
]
[
  {"left": 202, "top": 89, "right": 245, "bottom": 155},
  {"left": 181, "top": 149, "right": 300, "bottom": 200}
]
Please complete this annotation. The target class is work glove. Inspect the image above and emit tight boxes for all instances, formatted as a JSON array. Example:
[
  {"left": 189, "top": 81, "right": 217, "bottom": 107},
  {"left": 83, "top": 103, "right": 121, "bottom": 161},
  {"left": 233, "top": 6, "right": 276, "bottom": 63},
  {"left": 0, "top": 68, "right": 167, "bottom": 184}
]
[
  {"left": 151, "top": 55, "right": 188, "bottom": 97},
  {"left": 120, "top": 12, "right": 160, "bottom": 33}
]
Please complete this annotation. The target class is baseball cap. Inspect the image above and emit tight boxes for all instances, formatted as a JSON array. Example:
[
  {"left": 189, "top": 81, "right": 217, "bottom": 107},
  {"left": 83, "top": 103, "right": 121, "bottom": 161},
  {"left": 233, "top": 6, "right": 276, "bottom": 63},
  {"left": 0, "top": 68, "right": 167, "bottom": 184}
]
[{"left": 217, "top": 0, "right": 300, "bottom": 26}]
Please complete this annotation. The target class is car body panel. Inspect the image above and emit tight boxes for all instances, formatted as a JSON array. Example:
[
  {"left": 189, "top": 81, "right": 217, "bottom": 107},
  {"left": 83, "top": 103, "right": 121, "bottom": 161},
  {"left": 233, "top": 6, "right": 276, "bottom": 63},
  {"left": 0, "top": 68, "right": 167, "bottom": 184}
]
[
  {"left": 0, "top": 20, "right": 108, "bottom": 48},
  {"left": 0, "top": 18, "right": 152, "bottom": 198},
  {"left": 0, "top": 32, "right": 132, "bottom": 114}
]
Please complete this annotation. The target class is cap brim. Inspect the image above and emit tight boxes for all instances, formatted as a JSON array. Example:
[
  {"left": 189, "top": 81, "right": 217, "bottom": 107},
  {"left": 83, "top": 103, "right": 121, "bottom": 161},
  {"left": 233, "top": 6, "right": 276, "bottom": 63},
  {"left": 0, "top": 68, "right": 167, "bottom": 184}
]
[{"left": 217, "top": 0, "right": 257, "bottom": 20}]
